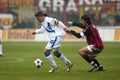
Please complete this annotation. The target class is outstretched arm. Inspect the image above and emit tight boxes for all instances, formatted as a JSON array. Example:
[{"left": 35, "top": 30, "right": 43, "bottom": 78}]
[
  {"left": 55, "top": 20, "right": 72, "bottom": 34},
  {"left": 32, "top": 27, "right": 45, "bottom": 35},
  {"left": 56, "top": 20, "right": 67, "bottom": 29},
  {"left": 70, "top": 30, "right": 82, "bottom": 38},
  {"left": 68, "top": 21, "right": 85, "bottom": 29},
  {"left": 70, "top": 26, "right": 91, "bottom": 38}
]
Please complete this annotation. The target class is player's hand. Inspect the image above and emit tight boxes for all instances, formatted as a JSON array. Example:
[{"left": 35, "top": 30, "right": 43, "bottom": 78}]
[
  {"left": 55, "top": 20, "right": 59, "bottom": 25},
  {"left": 32, "top": 32, "right": 36, "bottom": 35},
  {"left": 68, "top": 21, "right": 73, "bottom": 25},
  {"left": 70, "top": 30, "right": 75, "bottom": 33},
  {"left": 64, "top": 28, "right": 71, "bottom": 32},
  {"left": 64, "top": 28, "right": 72, "bottom": 35}
]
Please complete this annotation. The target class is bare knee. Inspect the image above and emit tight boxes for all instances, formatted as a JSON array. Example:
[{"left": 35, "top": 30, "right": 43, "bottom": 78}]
[
  {"left": 53, "top": 51, "right": 59, "bottom": 56},
  {"left": 79, "top": 48, "right": 88, "bottom": 56},
  {"left": 43, "top": 49, "right": 51, "bottom": 54},
  {"left": 79, "top": 49, "right": 84, "bottom": 55}
]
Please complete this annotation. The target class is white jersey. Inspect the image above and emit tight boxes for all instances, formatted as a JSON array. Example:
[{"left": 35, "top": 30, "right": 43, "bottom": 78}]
[{"left": 35, "top": 17, "right": 66, "bottom": 39}]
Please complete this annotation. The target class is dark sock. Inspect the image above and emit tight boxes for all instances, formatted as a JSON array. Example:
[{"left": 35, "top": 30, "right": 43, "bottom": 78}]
[
  {"left": 82, "top": 55, "right": 92, "bottom": 63},
  {"left": 93, "top": 59, "right": 100, "bottom": 67},
  {"left": 56, "top": 53, "right": 61, "bottom": 58},
  {"left": 44, "top": 52, "right": 50, "bottom": 57}
]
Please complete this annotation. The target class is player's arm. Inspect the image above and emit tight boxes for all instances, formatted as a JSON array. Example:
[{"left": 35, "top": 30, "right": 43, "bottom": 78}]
[
  {"left": 50, "top": 17, "right": 67, "bottom": 29},
  {"left": 70, "top": 27, "right": 91, "bottom": 38},
  {"left": 54, "top": 20, "right": 70, "bottom": 32},
  {"left": 52, "top": 18, "right": 72, "bottom": 34},
  {"left": 68, "top": 21, "right": 85, "bottom": 29},
  {"left": 55, "top": 20, "right": 67, "bottom": 29},
  {"left": 57, "top": 21, "right": 72, "bottom": 34},
  {"left": 32, "top": 27, "right": 45, "bottom": 35}
]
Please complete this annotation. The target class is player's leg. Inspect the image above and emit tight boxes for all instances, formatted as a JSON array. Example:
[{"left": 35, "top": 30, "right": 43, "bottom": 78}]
[
  {"left": 53, "top": 50, "right": 73, "bottom": 72},
  {"left": 0, "top": 39, "right": 3, "bottom": 56},
  {"left": 52, "top": 36, "right": 72, "bottom": 72},
  {"left": 91, "top": 48, "right": 105, "bottom": 71},
  {"left": 88, "top": 56, "right": 105, "bottom": 72},
  {"left": 44, "top": 40, "right": 58, "bottom": 73},
  {"left": 79, "top": 45, "right": 104, "bottom": 72},
  {"left": 93, "top": 59, "right": 105, "bottom": 71},
  {"left": 79, "top": 46, "right": 93, "bottom": 63},
  {"left": 43, "top": 48, "right": 57, "bottom": 73},
  {"left": 79, "top": 45, "right": 98, "bottom": 72},
  {"left": 88, "top": 45, "right": 105, "bottom": 71},
  {"left": 44, "top": 37, "right": 62, "bottom": 73}
]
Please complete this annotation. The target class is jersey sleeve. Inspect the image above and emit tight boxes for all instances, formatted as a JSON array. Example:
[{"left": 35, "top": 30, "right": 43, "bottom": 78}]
[
  {"left": 50, "top": 17, "right": 67, "bottom": 29},
  {"left": 71, "top": 30, "right": 82, "bottom": 38},
  {"left": 57, "top": 21, "right": 67, "bottom": 29},
  {"left": 35, "top": 26, "right": 45, "bottom": 34},
  {"left": 48, "top": 17, "right": 58, "bottom": 26},
  {"left": 82, "top": 26, "right": 91, "bottom": 36},
  {"left": 71, "top": 26, "right": 91, "bottom": 38},
  {"left": 72, "top": 22, "right": 85, "bottom": 29}
]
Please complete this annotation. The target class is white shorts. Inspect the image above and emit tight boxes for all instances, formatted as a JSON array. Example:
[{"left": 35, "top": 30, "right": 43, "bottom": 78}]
[
  {"left": 45, "top": 36, "right": 61, "bottom": 51},
  {"left": 87, "top": 45, "right": 94, "bottom": 53},
  {"left": 87, "top": 45, "right": 101, "bottom": 55}
]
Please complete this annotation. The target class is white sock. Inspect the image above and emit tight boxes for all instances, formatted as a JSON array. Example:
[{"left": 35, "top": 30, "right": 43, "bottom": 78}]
[
  {"left": 59, "top": 54, "right": 71, "bottom": 64},
  {"left": 0, "top": 44, "right": 3, "bottom": 54},
  {"left": 46, "top": 54, "right": 57, "bottom": 67}
]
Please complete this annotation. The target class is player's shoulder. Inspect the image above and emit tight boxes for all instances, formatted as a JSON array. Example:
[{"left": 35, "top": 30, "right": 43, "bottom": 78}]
[
  {"left": 90, "top": 24, "right": 97, "bottom": 28},
  {"left": 45, "top": 17, "right": 54, "bottom": 21},
  {"left": 45, "top": 17, "right": 57, "bottom": 23}
]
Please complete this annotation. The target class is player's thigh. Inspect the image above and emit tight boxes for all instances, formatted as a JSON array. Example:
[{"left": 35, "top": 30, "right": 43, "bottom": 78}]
[
  {"left": 43, "top": 48, "right": 51, "bottom": 54},
  {"left": 87, "top": 45, "right": 101, "bottom": 57},
  {"left": 79, "top": 46, "right": 90, "bottom": 55},
  {"left": 53, "top": 37, "right": 61, "bottom": 48}
]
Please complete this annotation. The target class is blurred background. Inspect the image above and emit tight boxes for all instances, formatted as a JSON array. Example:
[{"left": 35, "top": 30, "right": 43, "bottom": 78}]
[{"left": 0, "top": 0, "right": 120, "bottom": 41}]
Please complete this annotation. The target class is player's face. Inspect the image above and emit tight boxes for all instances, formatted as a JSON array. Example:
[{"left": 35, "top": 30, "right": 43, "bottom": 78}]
[
  {"left": 81, "top": 19, "right": 87, "bottom": 25},
  {"left": 36, "top": 16, "right": 44, "bottom": 22}
]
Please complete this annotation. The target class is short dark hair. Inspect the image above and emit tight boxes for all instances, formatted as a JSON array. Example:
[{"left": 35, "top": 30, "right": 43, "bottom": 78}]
[
  {"left": 81, "top": 14, "right": 91, "bottom": 24},
  {"left": 35, "top": 11, "right": 47, "bottom": 17}
]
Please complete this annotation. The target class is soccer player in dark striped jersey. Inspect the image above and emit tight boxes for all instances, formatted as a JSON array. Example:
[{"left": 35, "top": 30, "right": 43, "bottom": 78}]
[{"left": 67, "top": 14, "right": 105, "bottom": 72}]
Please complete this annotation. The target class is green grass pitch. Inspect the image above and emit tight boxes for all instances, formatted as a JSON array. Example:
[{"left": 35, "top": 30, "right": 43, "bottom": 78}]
[{"left": 0, "top": 41, "right": 120, "bottom": 80}]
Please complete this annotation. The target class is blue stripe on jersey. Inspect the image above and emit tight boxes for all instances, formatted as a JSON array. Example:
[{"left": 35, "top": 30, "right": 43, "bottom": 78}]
[
  {"left": 50, "top": 36, "right": 57, "bottom": 48},
  {"left": 44, "top": 22, "right": 55, "bottom": 33}
]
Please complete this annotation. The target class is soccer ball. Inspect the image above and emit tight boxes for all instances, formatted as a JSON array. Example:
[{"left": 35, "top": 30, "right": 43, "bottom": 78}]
[{"left": 34, "top": 59, "right": 43, "bottom": 68}]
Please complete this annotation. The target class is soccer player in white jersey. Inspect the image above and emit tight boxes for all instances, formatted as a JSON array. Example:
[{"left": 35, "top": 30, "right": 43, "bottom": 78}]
[
  {"left": 0, "top": 20, "right": 4, "bottom": 57},
  {"left": 32, "top": 11, "right": 72, "bottom": 73}
]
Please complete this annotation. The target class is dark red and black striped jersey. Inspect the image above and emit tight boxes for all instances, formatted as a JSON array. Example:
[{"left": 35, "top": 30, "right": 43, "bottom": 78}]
[{"left": 72, "top": 22, "right": 104, "bottom": 50}]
